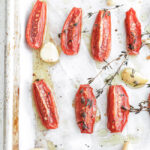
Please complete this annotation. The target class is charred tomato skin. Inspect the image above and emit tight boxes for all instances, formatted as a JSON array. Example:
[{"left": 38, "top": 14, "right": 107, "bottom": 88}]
[
  {"left": 26, "top": 0, "right": 47, "bottom": 49},
  {"left": 32, "top": 79, "right": 59, "bottom": 129},
  {"left": 75, "top": 84, "right": 97, "bottom": 134},
  {"left": 107, "top": 85, "right": 130, "bottom": 133},
  {"left": 91, "top": 10, "right": 111, "bottom": 62},
  {"left": 125, "top": 8, "right": 142, "bottom": 55},
  {"left": 61, "top": 7, "right": 82, "bottom": 55}
]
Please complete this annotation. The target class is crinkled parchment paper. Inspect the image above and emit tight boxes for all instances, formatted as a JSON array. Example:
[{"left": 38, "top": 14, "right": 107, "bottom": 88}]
[{"left": 19, "top": 0, "right": 150, "bottom": 150}]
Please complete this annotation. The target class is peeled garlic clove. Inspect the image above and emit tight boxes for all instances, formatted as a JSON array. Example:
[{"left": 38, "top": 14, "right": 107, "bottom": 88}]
[
  {"left": 40, "top": 42, "right": 59, "bottom": 63},
  {"left": 121, "top": 68, "right": 148, "bottom": 88}
]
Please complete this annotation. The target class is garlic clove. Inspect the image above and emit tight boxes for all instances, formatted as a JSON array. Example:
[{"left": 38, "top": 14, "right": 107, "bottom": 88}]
[
  {"left": 121, "top": 68, "right": 148, "bottom": 88},
  {"left": 40, "top": 42, "right": 59, "bottom": 63}
]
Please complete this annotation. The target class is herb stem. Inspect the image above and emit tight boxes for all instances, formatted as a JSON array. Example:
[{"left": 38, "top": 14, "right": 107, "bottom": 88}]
[
  {"left": 95, "top": 52, "right": 128, "bottom": 98},
  {"left": 142, "top": 32, "right": 150, "bottom": 37},
  {"left": 142, "top": 43, "right": 150, "bottom": 47},
  {"left": 107, "top": 4, "right": 124, "bottom": 11},
  {"left": 122, "top": 101, "right": 150, "bottom": 114},
  {"left": 87, "top": 4, "right": 124, "bottom": 18},
  {"left": 88, "top": 52, "right": 127, "bottom": 85}
]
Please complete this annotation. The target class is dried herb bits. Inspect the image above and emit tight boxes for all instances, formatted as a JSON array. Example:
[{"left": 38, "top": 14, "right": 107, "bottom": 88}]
[{"left": 75, "top": 84, "right": 97, "bottom": 134}]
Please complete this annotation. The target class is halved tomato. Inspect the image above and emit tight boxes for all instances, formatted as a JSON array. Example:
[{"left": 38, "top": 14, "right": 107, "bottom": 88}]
[
  {"left": 61, "top": 7, "right": 82, "bottom": 55},
  {"left": 32, "top": 79, "right": 59, "bottom": 129},
  {"left": 125, "top": 8, "right": 142, "bottom": 55},
  {"left": 107, "top": 85, "right": 130, "bottom": 133},
  {"left": 91, "top": 10, "right": 111, "bottom": 62},
  {"left": 26, "top": 0, "right": 47, "bottom": 49},
  {"left": 75, "top": 84, "right": 97, "bottom": 134}
]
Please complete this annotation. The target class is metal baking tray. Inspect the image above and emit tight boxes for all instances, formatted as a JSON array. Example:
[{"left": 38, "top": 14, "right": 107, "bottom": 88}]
[{"left": 4, "top": 0, "right": 150, "bottom": 150}]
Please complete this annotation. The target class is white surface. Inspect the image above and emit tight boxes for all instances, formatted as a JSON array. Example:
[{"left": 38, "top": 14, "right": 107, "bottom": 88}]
[{"left": 14, "top": 0, "right": 150, "bottom": 150}]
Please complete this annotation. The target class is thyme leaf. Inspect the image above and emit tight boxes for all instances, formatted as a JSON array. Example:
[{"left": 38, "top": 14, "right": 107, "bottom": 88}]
[
  {"left": 58, "top": 33, "right": 61, "bottom": 38},
  {"left": 86, "top": 99, "right": 93, "bottom": 108},
  {"left": 82, "top": 29, "right": 89, "bottom": 33},
  {"left": 96, "top": 89, "right": 104, "bottom": 99},
  {"left": 147, "top": 84, "right": 150, "bottom": 88},
  {"left": 73, "top": 23, "right": 78, "bottom": 26},
  {"left": 87, "top": 12, "right": 97, "bottom": 18}
]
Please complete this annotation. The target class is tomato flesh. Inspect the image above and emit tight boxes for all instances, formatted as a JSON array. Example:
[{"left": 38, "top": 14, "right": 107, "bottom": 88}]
[
  {"left": 107, "top": 85, "right": 130, "bottom": 133},
  {"left": 75, "top": 84, "right": 97, "bottom": 134},
  {"left": 61, "top": 7, "right": 82, "bottom": 55},
  {"left": 91, "top": 10, "right": 111, "bottom": 62},
  {"left": 26, "top": 0, "right": 47, "bottom": 49},
  {"left": 32, "top": 79, "right": 59, "bottom": 129},
  {"left": 125, "top": 8, "right": 142, "bottom": 55}
]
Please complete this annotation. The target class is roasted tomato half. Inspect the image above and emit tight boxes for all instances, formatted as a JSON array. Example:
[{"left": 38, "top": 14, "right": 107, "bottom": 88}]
[
  {"left": 125, "top": 8, "right": 142, "bottom": 55},
  {"left": 61, "top": 7, "right": 82, "bottom": 55},
  {"left": 107, "top": 85, "right": 130, "bottom": 133},
  {"left": 32, "top": 79, "right": 59, "bottom": 129},
  {"left": 26, "top": 0, "right": 47, "bottom": 49},
  {"left": 91, "top": 10, "right": 111, "bottom": 62},
  {"left": 75, "top": 84, "right": 97, "bottom": 134}
]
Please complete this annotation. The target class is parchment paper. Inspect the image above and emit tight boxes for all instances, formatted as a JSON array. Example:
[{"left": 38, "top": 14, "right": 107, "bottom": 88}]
[{"left": 19, "top": 0, "right": 150, "bottom": 149}]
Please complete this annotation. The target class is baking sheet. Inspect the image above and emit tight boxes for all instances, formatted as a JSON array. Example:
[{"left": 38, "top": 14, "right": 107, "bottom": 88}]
[{"left": 5, "top": 0, "right": 150, "bottom": 150}]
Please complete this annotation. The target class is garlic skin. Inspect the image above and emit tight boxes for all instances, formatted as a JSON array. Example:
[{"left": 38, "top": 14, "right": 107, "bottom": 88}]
[
  {"left": 106, "top": 0, "right": 115, "bottom": 6},
  {"left": 121, "top": 68, "right": 148, "bottom": 88},
  {"left": 40, "top": 42, "right": 59, "bottom": 63}
]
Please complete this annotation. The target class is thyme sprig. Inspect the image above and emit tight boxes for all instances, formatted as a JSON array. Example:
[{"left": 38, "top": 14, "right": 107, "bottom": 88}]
[
  {"left": 87, "top": 12, "right": 97, "bottom": 18},
  {"left": 141, "top": 42, "right": 150, "bottom": 47},
  {"left": 142, "top": 32, "right": 150, "bottom": 37},
  {"left": 141, "top": 32, "right": 150, "bottom": 47},
  {"left": 147, "top": 84, "right": 150, "bottom": 88},
  {"left": 107, "top": 4, "right": 124, "bottom": 10},
  {"left": 87, "top": 4, "right": 124, "bottom": 18},
  {"left": 96, "top": 52, "right": 128, "bottom": 98},
  {"left": 121, "top": 101, "right": 150, "bottom": 114},
  {"left": 88, "top": 51, "right": 127, "bottom": 85}
]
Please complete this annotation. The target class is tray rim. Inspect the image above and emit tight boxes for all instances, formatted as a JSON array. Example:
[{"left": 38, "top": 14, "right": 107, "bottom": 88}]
[{"left": 4, "top": 0, "right": 20, "bottom": 149}]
